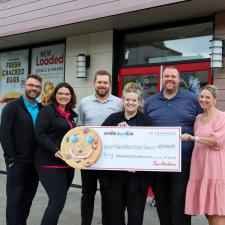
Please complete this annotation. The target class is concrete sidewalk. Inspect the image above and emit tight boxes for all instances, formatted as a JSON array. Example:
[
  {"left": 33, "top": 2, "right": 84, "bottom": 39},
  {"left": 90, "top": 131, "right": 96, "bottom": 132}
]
[{"left": 0, "top": 173, "right": 208, "bottom": 225}]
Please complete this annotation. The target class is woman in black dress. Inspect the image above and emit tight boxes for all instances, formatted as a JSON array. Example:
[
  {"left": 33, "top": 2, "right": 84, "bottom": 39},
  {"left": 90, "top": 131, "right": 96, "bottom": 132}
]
[
  {"left": 35, "top": 82, "right": 77, "bottom": 225},
  {"left": 100, "top": 82, "right": 154, "bottom": 225}
]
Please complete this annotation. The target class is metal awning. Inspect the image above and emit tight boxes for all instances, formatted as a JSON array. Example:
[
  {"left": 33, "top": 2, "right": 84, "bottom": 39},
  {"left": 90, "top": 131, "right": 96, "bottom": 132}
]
[{"left": 0, "top": 0, "right": 224, "bottom": 50}]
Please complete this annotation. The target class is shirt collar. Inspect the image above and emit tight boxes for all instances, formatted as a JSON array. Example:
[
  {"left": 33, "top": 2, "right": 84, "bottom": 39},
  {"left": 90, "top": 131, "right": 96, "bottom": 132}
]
[
  {"left": 159, "top": 88, "right": 183, "bottom": 100},
  {"left": 91, "top": 93, "right": 113, "bottom": 103},
  {"left": 22, "top": 95, "right": 38, "bottom": 108}
]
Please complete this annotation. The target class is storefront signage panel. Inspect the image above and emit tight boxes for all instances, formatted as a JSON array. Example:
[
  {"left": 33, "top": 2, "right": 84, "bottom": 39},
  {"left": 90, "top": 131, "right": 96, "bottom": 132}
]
[
  {"left": 0, "top": 49, "right": 29, "bottom": 114},
  {"left": 31, "top": 44, "right": 65, "bottom": 104}
]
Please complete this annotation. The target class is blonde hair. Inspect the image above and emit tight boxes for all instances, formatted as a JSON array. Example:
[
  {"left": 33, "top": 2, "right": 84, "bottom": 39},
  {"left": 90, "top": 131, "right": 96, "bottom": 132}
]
[
  {"left": 122, "top": 82, "right": 143, "bottom": 100},
  {"left": 122, "top": 82, "right": 143, "bottom": 111},
  {"left": 201, "top": 85, "right": 218, "bottom": 98}
]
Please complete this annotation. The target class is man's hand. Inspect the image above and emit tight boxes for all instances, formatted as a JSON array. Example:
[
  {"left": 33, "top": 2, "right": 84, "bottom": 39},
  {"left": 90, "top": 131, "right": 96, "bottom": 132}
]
[{"left": 8, "top": 162, "right": 15, "bottom": 168}]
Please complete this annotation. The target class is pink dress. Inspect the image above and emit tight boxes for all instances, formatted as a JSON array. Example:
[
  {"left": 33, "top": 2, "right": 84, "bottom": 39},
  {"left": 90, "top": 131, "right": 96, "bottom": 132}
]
[{"left": 185, "top": 111, "right": 225, "bottom": 216}]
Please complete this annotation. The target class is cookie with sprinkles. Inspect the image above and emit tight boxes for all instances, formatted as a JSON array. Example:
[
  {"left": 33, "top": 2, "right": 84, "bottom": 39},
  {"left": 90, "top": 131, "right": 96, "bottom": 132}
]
[{"left": 60, "top": 126, "right": 102, "bottom": 169}]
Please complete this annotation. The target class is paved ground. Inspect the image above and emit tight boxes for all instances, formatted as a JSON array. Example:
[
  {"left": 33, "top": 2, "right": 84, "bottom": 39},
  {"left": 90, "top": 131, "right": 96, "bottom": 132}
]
[{"left": 0, "top": 173, "right": 208, "bottom": 225}]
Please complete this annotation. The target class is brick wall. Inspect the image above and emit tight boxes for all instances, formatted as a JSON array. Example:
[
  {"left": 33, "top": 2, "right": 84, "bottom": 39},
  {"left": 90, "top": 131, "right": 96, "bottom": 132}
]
[{"left": 214, "top": 11, "right": 225, "bottom": 110}]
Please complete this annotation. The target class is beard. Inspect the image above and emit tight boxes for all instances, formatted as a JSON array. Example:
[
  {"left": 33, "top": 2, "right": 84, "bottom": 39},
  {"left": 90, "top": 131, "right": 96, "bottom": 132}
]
[
  {"left": 95, "top": 88, "right": 109, "bottom": 97},
  {"left": 24, "top": 90, "right": 41, "bottom": 100}
]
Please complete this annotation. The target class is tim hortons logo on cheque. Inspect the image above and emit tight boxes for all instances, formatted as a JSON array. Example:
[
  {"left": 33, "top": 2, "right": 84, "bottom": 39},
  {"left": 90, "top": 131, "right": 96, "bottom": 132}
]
[
  {"left": 104, "top": 130, "right": 134, "bottom": 137},
  {"left": 36, "top": 53, "right": 64, "bottom": 66}
]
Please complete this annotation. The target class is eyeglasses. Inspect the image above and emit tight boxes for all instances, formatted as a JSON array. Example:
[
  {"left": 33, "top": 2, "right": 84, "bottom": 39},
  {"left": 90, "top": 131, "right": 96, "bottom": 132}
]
[
  {"left": 26, "top": 83, "right": 42, "bottom": 89},
  {"left": 56, "top": 92, "right": 71, "bottom": 96}
]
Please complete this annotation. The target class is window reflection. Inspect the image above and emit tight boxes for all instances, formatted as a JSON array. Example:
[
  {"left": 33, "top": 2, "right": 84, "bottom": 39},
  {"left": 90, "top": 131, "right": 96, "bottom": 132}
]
[
  {"left": 123, "top": 22, "right": 213, "bottom": 66},
  {"left": 179, "top": 70, "right": 209, "bottom": 95},
  {"left": 123, "top": 74, "right": 158, "bottom": 100}
]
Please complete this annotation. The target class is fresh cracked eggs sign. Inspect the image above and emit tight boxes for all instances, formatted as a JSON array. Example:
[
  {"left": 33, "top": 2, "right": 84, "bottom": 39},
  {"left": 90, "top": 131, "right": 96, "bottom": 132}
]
[{"left": 0, "top": 49, "right": 29, "bottom": 114}]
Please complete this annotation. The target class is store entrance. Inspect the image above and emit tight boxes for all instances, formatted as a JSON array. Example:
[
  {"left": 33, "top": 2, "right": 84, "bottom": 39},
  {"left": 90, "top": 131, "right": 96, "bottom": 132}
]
[{"left": 118, "top": 61, "right": 211, "bottom": 99}]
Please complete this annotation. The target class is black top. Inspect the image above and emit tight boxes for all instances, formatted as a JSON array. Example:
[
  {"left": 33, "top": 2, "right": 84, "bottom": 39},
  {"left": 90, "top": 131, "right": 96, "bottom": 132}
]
[
  {"left": 102, "top": 110, "right": 154, "bottom": 127},
  {"left": 0, "top": 96, "right": 42, "bottom": 164},
  {"left": 99, "top": 111, "right": 154, "bottom": 192},
  {"left": 34, "top": 104, "right": 77, "bottom": 166}
]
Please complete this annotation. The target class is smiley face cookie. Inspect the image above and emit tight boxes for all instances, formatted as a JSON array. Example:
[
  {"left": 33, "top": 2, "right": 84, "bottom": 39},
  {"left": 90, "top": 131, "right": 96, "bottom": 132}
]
[{"left": 60, "top": 126, "right": 102, "bottom": 169}]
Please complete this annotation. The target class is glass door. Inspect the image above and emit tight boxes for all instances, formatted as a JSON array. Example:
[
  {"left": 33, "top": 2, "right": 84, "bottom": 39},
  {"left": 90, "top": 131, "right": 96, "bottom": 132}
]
[{"left": 118, "top": 66, "right": 160, "bottom": 100}]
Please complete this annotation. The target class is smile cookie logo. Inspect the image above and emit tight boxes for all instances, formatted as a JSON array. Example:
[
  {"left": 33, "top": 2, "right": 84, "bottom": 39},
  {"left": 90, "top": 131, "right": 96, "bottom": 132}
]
[{"left": 60, "top": 126, "right": 102, "bottom": 169}]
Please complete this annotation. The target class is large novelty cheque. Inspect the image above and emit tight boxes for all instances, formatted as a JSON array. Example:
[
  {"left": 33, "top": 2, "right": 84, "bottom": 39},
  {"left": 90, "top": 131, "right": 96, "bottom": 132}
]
[{"left": 60, "top": 126, "right": 181, "bottom": 172}]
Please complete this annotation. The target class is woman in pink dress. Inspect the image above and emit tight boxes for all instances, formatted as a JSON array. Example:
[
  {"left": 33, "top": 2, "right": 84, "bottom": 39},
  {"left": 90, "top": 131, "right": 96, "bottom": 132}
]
[{"left": 182, "top": 85, "right": 225, "bottom": 225}]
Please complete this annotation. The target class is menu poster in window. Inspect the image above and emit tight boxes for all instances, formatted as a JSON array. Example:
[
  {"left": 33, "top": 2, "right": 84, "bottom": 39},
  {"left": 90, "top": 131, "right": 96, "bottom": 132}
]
[
  {"left": 0, "top": 49, "right": 29, "bottom": 114},
  {"left": 31, "top": 44, "right": 65, "bottom": 105}
]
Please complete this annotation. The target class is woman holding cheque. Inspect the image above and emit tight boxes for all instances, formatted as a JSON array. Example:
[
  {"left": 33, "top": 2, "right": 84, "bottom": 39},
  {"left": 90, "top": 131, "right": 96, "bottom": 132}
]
[
  {"left": 182, "top": 85, "right": 225, "bottom": 225},
  {"left": 99, "top": 82, "right": 154, "bottom": 225},
  {"left": 35, "top": 83, "right": 77, "bottom": 225}
]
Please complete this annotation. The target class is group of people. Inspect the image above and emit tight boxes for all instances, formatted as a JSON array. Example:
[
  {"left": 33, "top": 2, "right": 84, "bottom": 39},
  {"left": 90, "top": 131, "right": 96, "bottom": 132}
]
[{"left": 0, "top": 67, "right": 225, "bottom": 225}]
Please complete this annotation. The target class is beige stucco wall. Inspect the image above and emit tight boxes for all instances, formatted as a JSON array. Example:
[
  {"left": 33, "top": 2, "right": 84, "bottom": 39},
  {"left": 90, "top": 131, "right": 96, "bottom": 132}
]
[
  {"left": 65, "top": 30, "right": 113, "bottom": 185},
  {"left": 65, "top": 30, "right": 113, "bottom": 103}
]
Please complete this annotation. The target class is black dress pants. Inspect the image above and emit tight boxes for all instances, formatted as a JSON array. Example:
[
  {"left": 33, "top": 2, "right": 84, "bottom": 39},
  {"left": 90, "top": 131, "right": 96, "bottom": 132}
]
[
  {"left": 100, "top": 172, "right": 148, "bottom": 225},
  {"left": 6, "top": 162, "right": 39, "bottom": 225},
  {"left": 37, "top": 167, "right": 74, "bottom": 225},
  {"left": 81, "top": 170, "right": 106, "bottom": 225},
  {"left": 152, "top": 161, "right": 191, "bottom": 225}
]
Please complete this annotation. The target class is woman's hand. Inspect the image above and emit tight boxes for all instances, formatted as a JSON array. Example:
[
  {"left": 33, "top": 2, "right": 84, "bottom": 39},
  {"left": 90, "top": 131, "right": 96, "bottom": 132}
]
[
  {"left": 181, "top": 133, "right": 195, "bottom": 141},
  {"left": 117, "top": 122, "right": 130, "bottom": 127},
  {"left": 182, "top": 134, "right": 217, "bottom": 147},
  {"left": 127, "top": 169, "right": 136, "bottom": 173},
  {"left": 55, "top": 150, "right": 63, "bottom": 159}
]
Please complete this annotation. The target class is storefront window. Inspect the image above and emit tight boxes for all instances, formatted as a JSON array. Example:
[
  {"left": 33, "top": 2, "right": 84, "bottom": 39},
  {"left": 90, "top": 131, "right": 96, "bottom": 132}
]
[
  {"left": 179, "top": 70, "right": 209, "bottom": 95},
  {"left": 123, "top": 74, "right": 158, "bottom": 100},
  {"left": 123, "top": 22, "right": 213, "bottom": 66}
]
